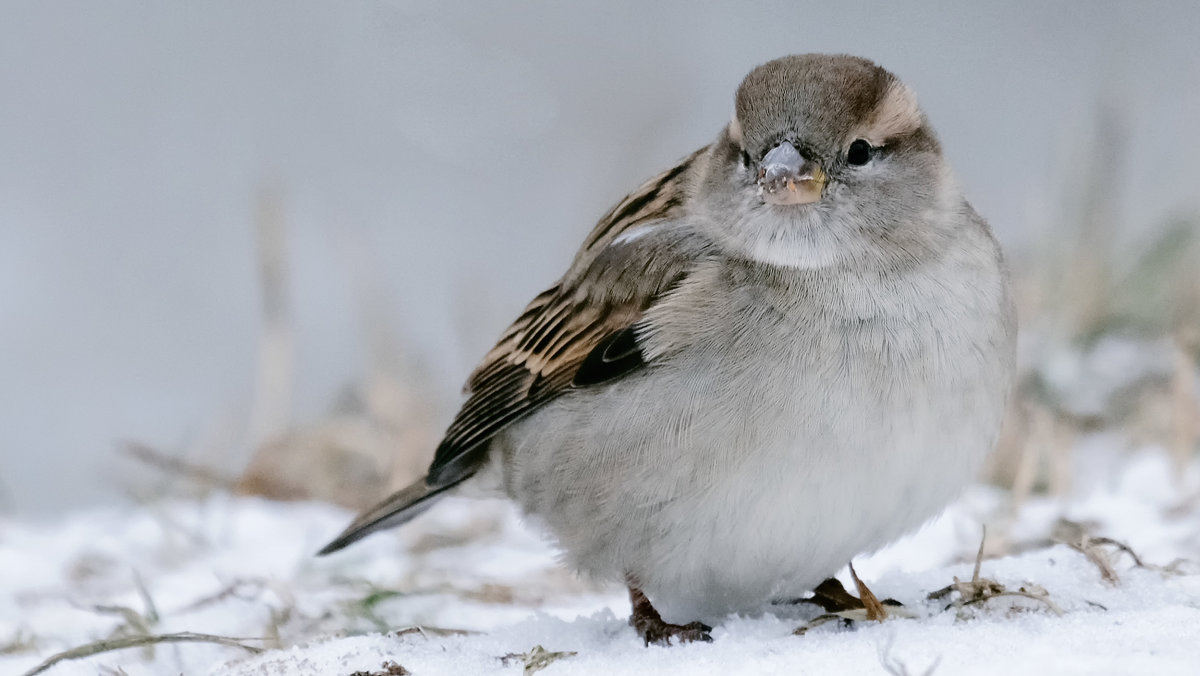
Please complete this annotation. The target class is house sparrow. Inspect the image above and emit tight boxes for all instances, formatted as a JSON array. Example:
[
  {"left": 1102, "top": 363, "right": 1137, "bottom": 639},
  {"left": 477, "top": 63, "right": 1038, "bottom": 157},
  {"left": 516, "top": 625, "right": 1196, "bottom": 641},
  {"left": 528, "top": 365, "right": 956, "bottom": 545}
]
[{"left": 320, "top": 53, "right": 1016, "bottom": 645}]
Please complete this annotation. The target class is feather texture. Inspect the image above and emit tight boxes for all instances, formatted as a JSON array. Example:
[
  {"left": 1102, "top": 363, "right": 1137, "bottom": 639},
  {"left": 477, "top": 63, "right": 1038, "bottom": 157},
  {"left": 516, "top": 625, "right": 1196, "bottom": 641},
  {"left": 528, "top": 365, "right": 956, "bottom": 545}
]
[{"left": 425, "top": 147, "right": 710, "bottom": 487}]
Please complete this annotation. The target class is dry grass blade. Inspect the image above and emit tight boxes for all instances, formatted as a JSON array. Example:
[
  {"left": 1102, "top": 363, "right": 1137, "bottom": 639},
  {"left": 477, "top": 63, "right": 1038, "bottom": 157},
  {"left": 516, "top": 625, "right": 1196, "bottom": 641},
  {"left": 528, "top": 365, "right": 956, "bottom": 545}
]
[
  {"left": 1055, "top": 519, "right": 1148, "bottom": 585},
  {"left": 1073, "top": 538, "right": 1119, "bottom": 584},
  {"left": 793, "top": 604, "right": 920, "bottom": 636},
  {"left": 173, "top": 579, "right": 267, "bottom": 615},
  {"left": 349, "top": 661, "right": 410, "bottom": 676},
  {"left": 1171, "top": 337, "right": 1199, "bottom": 481},
  {"left": 130, "top": 571, "right": 158, "bottom": 625},
  {"left": 878, "top": 634, "right": 941, "bottom": 676},
  {"left": 793, "top": 604, "right": 917, "bottom": 636},
  {"left": 927, "top": 526, "right": 1064, "bottom": 617},
  {"left": 499, "top": 645, "right": 578, "bottom": 675},
  {"left": 86, "top": 604, "right": 153, "bottom": 636},
  {"left": 19, "top": 632, "right": 265, "bottom": 676},
  {"left": 849, "top": 562, "right": 888, "bottom": 621},
  {"left": 1, "top": 629, "right": 39, "bottom": 656},
  {"left": 955, "top": 587, "right": 1064, "bottom": 616},
  {"left": 793, "top": 613, "right": 853, "bottom": 636},
  {"left": 929, "top": 525, "right": 996, "bottom": 601},
  {"left": 248, "top": 184, "right": 294, "bottom": 447},
  {"left": 123, "top": 441, "right": 238, "bottom": 490},
  {"left": 1161, "top": 558, "right": 1200, "bottom": 576},
  {"left": 1087, "top": 537, "right": 1146, "bottom": 568},
  {"left": 392, "top": 625, "right": 480, "bottom": 639}
]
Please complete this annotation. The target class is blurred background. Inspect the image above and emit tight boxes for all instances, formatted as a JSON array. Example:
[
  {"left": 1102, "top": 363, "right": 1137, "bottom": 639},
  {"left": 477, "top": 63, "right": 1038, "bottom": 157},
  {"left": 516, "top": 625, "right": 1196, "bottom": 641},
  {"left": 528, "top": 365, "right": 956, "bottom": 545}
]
[{"left": 1, "top": 1, "right": 1198, "bottom": 516}]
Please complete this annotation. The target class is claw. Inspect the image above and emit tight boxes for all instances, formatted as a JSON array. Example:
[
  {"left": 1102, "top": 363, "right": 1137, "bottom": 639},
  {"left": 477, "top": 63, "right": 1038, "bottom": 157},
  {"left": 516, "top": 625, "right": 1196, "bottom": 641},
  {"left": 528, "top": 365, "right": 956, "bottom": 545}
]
[{"left": 628, "top": 585, "right": 713, "bottom": 646}]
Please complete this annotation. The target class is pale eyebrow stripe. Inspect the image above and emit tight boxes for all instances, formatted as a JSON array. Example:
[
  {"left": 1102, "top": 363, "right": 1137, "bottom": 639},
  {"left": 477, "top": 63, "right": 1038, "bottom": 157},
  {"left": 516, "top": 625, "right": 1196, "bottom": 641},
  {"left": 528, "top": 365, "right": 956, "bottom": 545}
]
[{"left": 864, "top": 80, "right": 923, "bottom": 143}]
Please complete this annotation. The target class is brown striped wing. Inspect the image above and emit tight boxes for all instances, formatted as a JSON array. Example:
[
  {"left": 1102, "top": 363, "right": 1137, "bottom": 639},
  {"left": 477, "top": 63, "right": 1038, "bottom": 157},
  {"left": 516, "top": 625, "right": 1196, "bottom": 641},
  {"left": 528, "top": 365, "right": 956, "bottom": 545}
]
[{"left": 425, "top": 147, "right": 709, "bottom": 486}]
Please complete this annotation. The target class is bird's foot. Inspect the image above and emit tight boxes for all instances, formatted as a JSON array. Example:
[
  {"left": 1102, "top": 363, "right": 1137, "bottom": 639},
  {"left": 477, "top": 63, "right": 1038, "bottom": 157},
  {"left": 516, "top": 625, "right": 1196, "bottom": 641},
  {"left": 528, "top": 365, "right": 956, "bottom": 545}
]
[
  {"left": 790, "top": 563, "right": 896, "bottom": 620},
  {"left": 636, "top": 618, "right": 713, "bottom": 646},
  {"left": 790, "top": 563, "right": 913, "bottom": 635},
  {"left": 628, "top": 586, "right": 713, "bottom": 646}
]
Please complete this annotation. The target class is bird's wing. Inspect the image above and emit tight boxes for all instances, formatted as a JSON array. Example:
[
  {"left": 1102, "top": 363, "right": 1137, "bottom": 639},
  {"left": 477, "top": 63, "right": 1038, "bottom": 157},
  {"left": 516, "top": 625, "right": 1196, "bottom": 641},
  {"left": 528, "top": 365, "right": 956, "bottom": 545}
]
[{"left": 426, "top": 146, "right": 711, "bottom": 486}]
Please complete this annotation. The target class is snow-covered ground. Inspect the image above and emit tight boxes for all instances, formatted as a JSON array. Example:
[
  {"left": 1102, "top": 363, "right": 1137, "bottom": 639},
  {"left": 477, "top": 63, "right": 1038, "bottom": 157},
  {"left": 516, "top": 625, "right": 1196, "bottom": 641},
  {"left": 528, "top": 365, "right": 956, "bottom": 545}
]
[{"left": 3, "top": 446, "right": 1199, "bottom": 676}]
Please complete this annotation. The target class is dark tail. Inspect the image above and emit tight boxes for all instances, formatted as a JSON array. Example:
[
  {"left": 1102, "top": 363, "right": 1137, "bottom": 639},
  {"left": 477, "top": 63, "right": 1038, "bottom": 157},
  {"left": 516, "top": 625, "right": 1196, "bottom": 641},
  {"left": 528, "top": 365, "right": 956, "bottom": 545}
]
[{"left": 316, "top": 475, "right": 468, "bottom": 555}]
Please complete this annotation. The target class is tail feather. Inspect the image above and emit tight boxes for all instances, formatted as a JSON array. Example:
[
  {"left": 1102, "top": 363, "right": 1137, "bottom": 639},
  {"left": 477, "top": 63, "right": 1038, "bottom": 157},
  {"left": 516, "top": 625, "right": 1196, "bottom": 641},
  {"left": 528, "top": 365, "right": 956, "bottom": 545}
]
[{"left": 316, "top": 475, "right": 467, "bottom": 555}]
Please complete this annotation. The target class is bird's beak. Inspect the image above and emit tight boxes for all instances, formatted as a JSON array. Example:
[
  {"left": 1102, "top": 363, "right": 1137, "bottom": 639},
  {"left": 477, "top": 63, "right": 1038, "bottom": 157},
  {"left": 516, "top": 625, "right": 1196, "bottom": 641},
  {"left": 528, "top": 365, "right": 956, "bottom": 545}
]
[{"left": 756, "top": 141, "right": 826, "bottom": 206}]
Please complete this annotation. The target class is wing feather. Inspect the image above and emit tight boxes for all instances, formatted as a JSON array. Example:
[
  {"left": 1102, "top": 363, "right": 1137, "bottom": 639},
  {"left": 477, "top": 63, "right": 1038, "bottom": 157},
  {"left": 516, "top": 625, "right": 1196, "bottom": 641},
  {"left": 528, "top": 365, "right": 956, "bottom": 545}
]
[{"left": 425, "top": 146, "right": 711, "bottom": 487}]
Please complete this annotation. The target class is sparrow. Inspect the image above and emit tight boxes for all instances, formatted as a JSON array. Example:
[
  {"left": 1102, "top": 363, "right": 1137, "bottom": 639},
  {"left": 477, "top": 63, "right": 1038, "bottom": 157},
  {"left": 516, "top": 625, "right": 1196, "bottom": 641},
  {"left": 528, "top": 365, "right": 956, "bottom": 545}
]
[{"left": 320, "top": 53, "right": 1016, "bottom": 645}]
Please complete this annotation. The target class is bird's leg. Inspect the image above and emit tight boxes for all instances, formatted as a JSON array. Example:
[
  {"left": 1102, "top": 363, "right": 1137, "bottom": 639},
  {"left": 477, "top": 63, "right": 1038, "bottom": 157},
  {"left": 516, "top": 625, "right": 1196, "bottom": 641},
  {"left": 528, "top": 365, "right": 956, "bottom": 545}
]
[{"left": 627, "top": 584, "right": 713, "bottom": 646}]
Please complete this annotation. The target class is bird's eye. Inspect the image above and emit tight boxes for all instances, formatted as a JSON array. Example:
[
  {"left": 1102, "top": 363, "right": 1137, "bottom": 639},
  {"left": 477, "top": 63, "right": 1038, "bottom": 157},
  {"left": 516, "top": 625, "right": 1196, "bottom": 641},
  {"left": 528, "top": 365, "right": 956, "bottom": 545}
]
[
  {"left": 847, "top": 139, "right": 873, "bottom": 166},
  {"left": 740, "top": 149, "right": 752, "bottom": 169}
]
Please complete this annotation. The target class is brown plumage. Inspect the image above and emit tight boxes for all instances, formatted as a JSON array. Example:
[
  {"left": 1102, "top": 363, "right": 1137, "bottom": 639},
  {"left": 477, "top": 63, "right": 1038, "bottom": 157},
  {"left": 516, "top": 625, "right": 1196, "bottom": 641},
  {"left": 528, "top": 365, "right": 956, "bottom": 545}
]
[
  {"left": 319, "top": 146, "right": 710, "bottom": 550},
  {"left": 425, "top": 146, "right": 710, "bottom": 487}
]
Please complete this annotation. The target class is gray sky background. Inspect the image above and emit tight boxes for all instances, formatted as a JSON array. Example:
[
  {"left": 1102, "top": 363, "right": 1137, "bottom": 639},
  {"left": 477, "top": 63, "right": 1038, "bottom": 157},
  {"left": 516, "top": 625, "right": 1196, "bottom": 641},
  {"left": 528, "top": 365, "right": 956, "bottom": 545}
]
[{"left": 2, "top": 1, "right": 1198, "bottom": 514}]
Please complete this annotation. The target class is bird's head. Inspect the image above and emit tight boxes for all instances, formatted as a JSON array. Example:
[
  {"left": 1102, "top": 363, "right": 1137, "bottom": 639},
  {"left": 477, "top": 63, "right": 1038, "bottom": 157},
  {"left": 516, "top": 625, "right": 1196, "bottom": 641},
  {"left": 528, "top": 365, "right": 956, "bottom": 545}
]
[{"left": 697, "top": 54, "right": 959, "bottom": 271}]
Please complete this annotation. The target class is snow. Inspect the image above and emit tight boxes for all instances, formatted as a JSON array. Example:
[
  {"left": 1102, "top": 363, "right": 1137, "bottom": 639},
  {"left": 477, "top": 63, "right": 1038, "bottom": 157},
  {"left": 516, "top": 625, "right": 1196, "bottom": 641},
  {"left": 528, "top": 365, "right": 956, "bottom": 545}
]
[{"left": 3, "top": 447, "right": 1199, "bottom": 676}]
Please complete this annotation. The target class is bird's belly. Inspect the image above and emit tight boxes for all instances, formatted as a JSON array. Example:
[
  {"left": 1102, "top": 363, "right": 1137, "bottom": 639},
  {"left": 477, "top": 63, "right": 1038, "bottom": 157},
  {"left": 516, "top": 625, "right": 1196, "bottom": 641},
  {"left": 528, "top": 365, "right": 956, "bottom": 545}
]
[
  {"left": 495, "top": 317, "right": 1007, "bottom": 623},
  {"left": 635, "top": 411, "right": 978, "bottom": 623}
]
